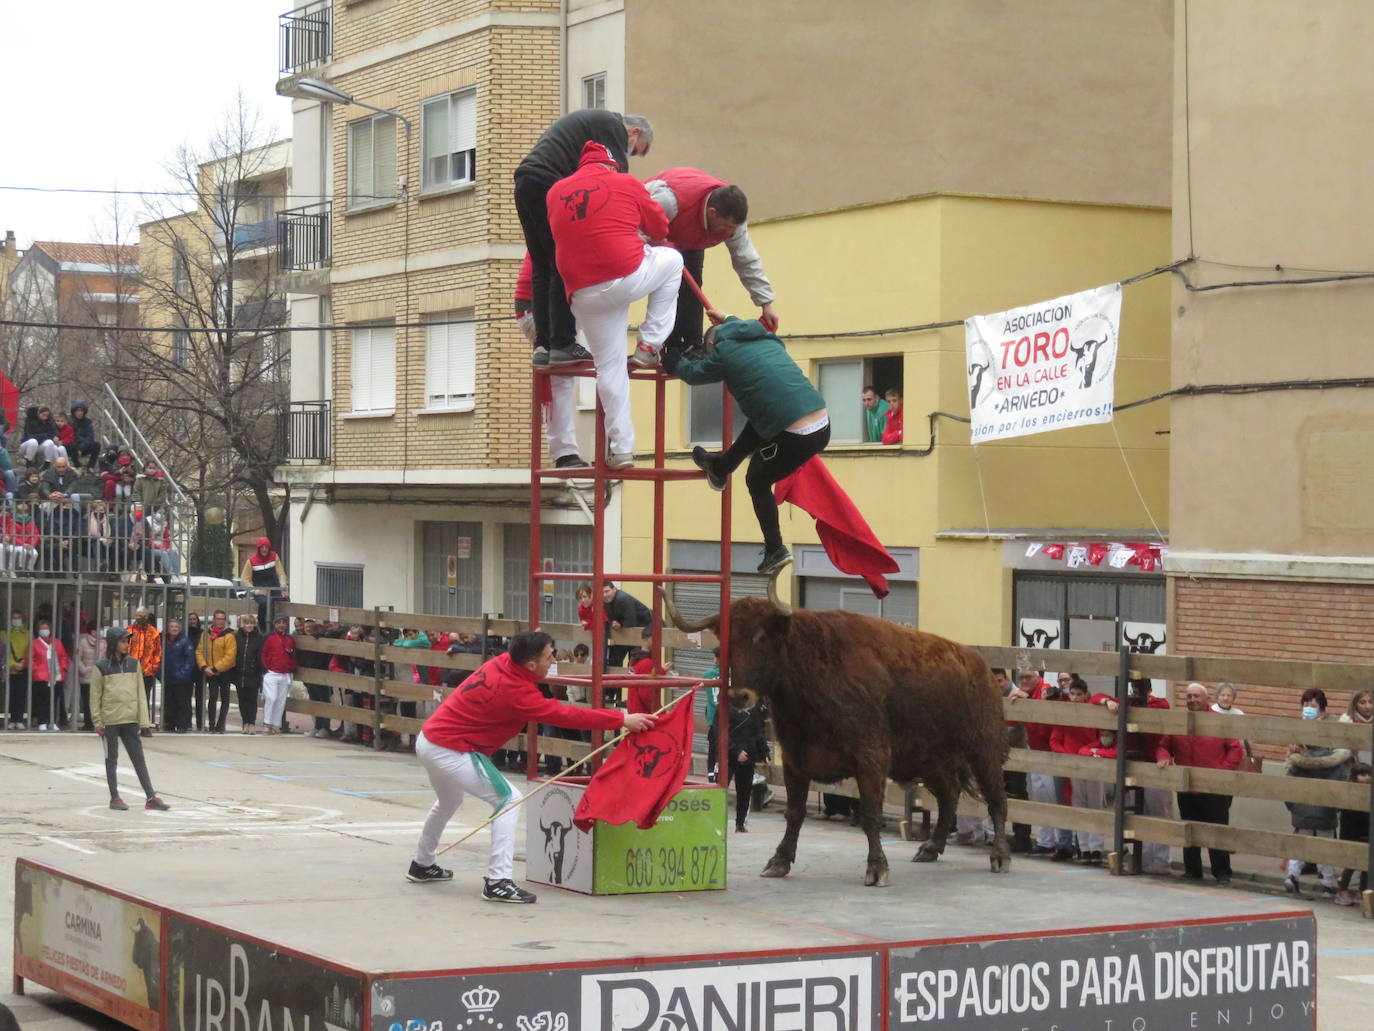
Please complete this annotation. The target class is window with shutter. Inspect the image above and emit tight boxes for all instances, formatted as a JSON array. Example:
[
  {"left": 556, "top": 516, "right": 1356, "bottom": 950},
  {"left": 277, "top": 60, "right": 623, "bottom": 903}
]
[
  {"left": 348, "top": 114, "right": 397, "bottom": 209},
  {"left": 420, "top": 88, "right": 477, "bottom": 192},
  {"left": 349, "top": 324, "right": 396, "bottom": 413},
  {"left": 424, "top": 311, "right": 477, "bottom": 410}
]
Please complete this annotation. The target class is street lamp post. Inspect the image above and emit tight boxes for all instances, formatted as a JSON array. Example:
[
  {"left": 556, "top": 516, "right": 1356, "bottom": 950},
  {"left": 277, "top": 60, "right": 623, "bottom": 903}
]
[{"left": 276, "top": 76, "right": 414, "bottom": 199}]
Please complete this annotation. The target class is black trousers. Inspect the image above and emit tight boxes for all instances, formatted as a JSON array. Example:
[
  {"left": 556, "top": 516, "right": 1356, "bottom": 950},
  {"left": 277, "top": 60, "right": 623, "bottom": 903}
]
[
  {"left": 514, "top": 173, "right": 577, "bottom": 352},
  {"left": 731, "top": 761, "right": 756, "bottom": 828},
  {"left": 103, "top": 723, "right": 156, "bottom": 800},
  {"left": 663, "top": 248, "right": 706, "bottom": 357},
  {"left": 1177, "top": 791, "right": 1233, "bottom": 878},
  {"left": 142, "top": 675, "right": 157, "bottom": 725},
  {"left": 1005, "top": 769, "right": 1032, "bottom": 847},
  {"left": 206, "top": 673, "right": 233, "bottom": 731},
  {"left": 719, "top": 422, "right": 831, "bottom": 553},
  {"left": 238, "top": 674, "right": 261, "bottom": 726},
  {"left": 165, "top": 681, "right": 193, "bottom": 731},
  {"left": 193, "top": 672, "right": 205, "bottom": 730}
]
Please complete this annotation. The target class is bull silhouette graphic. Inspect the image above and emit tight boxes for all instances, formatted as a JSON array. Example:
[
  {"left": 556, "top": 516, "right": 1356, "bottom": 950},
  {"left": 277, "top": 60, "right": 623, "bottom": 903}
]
[
  {"left": 131, "top": 916, "right": 159, "bottom": 1007},
  {"left": 633, "top": 740, "right": 672, "bottom": 777},
  {"left": 1069, "top": 336, "right": 1108, "bottom": 388},
  {"left": 968, "top": 361, "right": 991, "bottom": 409},
  {"left": 1021, "top": 626, "right": 1060, "bottom": 649},
  {"left": 1123, "top": 629, "right": 1165, "bottom": 654},
  {"left": 539, "top": 814, "right": 574, "bottom": 884},
  {"left": 559, "top": 186, "right": 602, "bottom": 221}
]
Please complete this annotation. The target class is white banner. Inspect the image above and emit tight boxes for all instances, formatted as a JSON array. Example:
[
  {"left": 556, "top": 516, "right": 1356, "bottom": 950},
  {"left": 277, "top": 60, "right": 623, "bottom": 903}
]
[{"left": 965, "top": 282, "right": 1122, "bottom": 443}]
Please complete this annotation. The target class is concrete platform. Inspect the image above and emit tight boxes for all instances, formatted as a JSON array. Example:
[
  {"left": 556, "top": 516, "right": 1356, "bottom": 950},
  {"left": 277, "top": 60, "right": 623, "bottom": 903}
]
[{"left": 2, "top": 731, "right": 1352, "bottom": 1030}]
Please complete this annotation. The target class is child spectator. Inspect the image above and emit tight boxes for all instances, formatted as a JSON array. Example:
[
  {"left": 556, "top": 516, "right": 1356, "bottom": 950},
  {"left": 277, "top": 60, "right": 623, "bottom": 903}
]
[
  {"left": 627, "top": 628, "right": 672, "bottom": 714},
  {"left": 1334, "top": 761, "right": 1371, "bottom": 906},
  {"left": 14, "top": 469, "right": 42, "bottom": 504},
  {"left": 1049, "top": 675, "right": 1113, "bottom": 865},
  {"left": 2, "top": 501, "right": 40, "bottom": 573},
  {"left": 51, "top": 412, "right": 75, "bottom": 456},
  {"left": 726, "top": 687, "right": 770, "bottom": 831},
  {"left": 67, "top": 402, "right": 101, "bottom": 470}
]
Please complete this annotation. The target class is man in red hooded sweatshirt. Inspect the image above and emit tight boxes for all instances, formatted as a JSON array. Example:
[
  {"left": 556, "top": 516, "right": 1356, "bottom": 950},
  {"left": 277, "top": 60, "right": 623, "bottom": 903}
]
[
  {"left": 546, "top": 141, "right": 682, "bottom": 469},
  {"left": 406, "top": 630, "right": 655, "bottom": 903},
  {"left": 241, "top": 537, "right": 287, "bottom": 627}
]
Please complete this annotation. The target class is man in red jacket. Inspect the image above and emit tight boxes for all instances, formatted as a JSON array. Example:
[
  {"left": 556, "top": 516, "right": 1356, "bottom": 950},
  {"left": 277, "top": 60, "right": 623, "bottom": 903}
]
[
  {"left": 547, "top": 141, "right": 683, "bottom": 469},
  {"left": 407, "top": 630, "right": 655, "bottom": 903},
  {"left": 260, "top": 615, "right": 297, "bottom": 736},
  {"left": 1157, "top": 682, "right": 1243, "bottom": 884},
  {"left": 644, "top": 167, "right": 779, "bottom": 360}
]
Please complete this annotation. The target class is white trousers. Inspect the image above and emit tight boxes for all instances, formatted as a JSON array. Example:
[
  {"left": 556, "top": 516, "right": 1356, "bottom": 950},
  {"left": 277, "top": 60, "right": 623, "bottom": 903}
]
[
  {"left": 3, "top": 545, "right": 38, "bottom": 571},
  {"left": 565, "top": 244, "right": 683, "bottom": 456},
  {"left": 1029, "top": 772, "right": 1070, "bottom": 848},
  {"left": 260, "top": 671, "right": 293, "bottom": 727},
  {"left": 20, "top": 439, "right": 68, "bottom": 464},
  {"left": 414, "top": 732, "right": 518, "bottom": 880},
  {"left": 1070, "top": 777, "right": 1107, "bottom": 853},
  {"left": 1139, "top": 787, "right": 1173, "bottom": 870}
]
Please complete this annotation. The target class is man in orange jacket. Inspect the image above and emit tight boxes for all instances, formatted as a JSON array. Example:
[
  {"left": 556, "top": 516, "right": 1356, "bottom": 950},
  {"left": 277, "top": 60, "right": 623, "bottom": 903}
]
[{"left": 126, "top": 609, "right": 161, "bottom": 736}]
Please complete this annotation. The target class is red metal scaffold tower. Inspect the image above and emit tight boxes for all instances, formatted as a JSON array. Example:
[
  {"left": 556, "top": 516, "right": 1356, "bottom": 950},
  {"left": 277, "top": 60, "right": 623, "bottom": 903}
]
[{"left": 527, "top": 353, "right": 734, "bottom": 782}]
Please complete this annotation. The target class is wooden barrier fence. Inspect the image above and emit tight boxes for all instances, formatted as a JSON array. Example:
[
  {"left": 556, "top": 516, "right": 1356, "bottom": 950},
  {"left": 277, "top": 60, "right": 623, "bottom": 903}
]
[{"left": 271, "top": 608, "right": 1372, "bottom": 913}]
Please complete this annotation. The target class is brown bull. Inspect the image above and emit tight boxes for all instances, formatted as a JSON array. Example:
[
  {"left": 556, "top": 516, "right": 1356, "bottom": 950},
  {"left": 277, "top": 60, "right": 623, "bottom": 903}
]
[{"left": 662, "top": 573, "right": 1009, "bottom": 886}]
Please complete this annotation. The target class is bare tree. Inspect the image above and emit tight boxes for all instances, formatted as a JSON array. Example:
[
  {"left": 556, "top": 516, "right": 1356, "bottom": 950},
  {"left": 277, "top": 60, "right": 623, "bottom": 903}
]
[{"left": 119, "top": 94, "right": 290, "bottom": 561}]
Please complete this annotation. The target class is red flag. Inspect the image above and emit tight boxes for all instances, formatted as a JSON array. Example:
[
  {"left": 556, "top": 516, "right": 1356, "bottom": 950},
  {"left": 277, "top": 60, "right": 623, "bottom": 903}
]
[
  {"left": 574, "top": 689, "right": 696, "bottom": 832},
  {"left": 773, "top": 457, "right": 900, "bottom": 598},
  {"left": 1042, "top": 543, "right": 1066, "bottom": 560},
  {"left": 1087, "top": 542, "right": 1109, "bottom": 566}
]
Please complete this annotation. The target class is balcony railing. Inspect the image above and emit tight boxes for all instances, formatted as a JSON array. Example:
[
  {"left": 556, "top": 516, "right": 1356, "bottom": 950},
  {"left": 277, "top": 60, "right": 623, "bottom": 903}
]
[
  {"left": 277, "top": 203, "right": 331, "bottom": 271},
  {"left": 279, "top": 1, "right": 332, "bottom": 75},
  {"left": 283, "top": 400, "right": 331, "bottom": 463}
]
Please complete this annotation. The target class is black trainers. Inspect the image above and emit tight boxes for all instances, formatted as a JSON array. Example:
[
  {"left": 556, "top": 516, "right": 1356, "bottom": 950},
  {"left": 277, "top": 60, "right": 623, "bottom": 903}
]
[
  {"left": 144, "top": 797, "right": 170, "bottom": 811},
  {"left": 757, "top": 547, "right": 792, "bottom": 574},
  {"left": 548, "top": 344, "right": 593, "bottom": 364},
  {"left": 554, "top": 454, "right": 590, "bottom": 469},
  {"left": 692, "top": 447, "right": 726, "bottom": 491},
  {"left": 482, "top": 877, "right": 537, "bottom": 904},
  {"left": 406, "top": 861, "right": 454, "bottom": 884}
]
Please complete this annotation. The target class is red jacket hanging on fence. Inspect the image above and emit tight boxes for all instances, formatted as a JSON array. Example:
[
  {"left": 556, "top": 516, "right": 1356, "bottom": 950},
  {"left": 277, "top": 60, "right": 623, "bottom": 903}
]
[{"left": 422, "top": 651, "right": 624, "bottom": 756}]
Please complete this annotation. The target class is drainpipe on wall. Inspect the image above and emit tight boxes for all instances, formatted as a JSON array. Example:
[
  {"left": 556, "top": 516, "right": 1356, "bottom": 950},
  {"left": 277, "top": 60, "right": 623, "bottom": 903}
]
[{"left": 559, "top": 0, "right": 568, "bottom": 114}]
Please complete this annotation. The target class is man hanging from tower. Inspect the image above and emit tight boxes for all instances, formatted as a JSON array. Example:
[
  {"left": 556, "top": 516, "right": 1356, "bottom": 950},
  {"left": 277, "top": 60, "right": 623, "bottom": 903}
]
[{"left": 645, "top": 168, "right": 779, "bottom": 361}]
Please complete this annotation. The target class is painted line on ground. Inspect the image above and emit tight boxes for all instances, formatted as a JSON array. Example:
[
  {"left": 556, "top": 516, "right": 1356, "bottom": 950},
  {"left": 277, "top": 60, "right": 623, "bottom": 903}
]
[
  {"left": 1323, "top": 948, "right": 1374, "bottom": 956},
  {"left": 37, "top": 835, "right": 99, "bottom": 855},
  {"left": 1336, "top": 974, "right": 1374, "bottom": 984},
  {"left": 330, "top": 788, "right": 433, "bottom": 796}
]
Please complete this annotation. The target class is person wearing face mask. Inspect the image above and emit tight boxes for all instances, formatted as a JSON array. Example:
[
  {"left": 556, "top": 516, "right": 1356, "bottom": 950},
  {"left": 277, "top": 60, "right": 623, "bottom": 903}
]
[
  {"left": 1156, "top": 683, "right": 1244, "bottom": 884},
  {"left": 1283, "top": 688, "right": 1354, "bottom": 898},
  {"left": 2, "top": 501, "right": 41, "bottom": 573},
  {"left": 5, "top": 611, "right": 31, "bottom": 728},
  {"left": 27, "top": 620, "right": 70, "bottom": 731}
]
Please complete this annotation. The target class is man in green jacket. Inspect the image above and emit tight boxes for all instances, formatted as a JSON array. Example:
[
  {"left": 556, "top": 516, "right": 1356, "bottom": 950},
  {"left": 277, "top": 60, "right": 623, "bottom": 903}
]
[
  {"left": 667, "top": 316, "right": 830, "bottom": 574},
  {"left": 861, "top": 386, "right": 889, "bottom": 443},
  {"left": 90, "top": 628, "right": 170, "bottom": 812}
]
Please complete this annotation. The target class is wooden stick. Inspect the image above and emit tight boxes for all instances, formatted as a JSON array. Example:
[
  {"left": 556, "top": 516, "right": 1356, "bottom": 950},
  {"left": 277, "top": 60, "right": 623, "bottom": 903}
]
[{"left": 436, "top": 692, "right": 691, "bottom": 857}]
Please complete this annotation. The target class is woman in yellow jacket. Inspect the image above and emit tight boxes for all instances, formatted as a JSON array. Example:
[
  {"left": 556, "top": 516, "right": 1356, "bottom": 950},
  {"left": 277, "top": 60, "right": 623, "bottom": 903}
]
[
  {"left": 91, "top": 628, "right": 170, "bottom": 811},
  {"left": 196, "top": 610, "right": 239, "bottom": 734}
]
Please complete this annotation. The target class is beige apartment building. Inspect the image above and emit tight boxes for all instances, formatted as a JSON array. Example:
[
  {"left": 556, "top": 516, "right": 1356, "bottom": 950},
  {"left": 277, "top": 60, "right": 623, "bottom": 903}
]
[
  {"left": 275, "top": 0, "right": 626, "bottom": 619},
  {"left": 1166, "top": 0, "right": 1374, "bottom": 716}
]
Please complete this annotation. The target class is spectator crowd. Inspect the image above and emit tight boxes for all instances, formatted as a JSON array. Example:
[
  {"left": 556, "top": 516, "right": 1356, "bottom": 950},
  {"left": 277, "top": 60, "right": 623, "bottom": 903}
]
[{"left": 3, "top": 404, "right": 182, "bottom": 580}]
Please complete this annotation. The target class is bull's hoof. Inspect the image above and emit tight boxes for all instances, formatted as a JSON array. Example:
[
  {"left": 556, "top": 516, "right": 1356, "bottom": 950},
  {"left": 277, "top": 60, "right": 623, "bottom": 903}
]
[
  {"left": 912, "top": 842, "right": 943, "bottom": 863},
  {"left": 989, "top": 851, "right": 1011, "bottom": 874},
  {"left": 864, "top": 864, "right": 891, "bottom": 887},
  {"left": 760, "top": 857, "right": 792, "bottom": 878}
]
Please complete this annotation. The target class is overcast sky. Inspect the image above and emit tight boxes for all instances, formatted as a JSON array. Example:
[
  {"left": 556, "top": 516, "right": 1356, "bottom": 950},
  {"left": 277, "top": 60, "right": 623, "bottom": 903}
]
[{"left": 3, "top": 0, "right": 295, "bottom": 249}]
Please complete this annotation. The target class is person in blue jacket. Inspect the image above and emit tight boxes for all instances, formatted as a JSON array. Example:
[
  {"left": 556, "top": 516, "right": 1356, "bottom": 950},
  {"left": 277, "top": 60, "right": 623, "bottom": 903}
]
[{"left": 162, "top": 619, "right": 197, "bottom": 733}]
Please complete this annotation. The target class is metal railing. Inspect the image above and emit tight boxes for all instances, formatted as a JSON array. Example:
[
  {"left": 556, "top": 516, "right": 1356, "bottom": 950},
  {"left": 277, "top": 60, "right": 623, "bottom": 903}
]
[
  {"left": 1, "top": 497, "right": 187, "bottom": 581},
  {"left": 283, "top": 400, "right": 330, "bottom": 463},
  {"left": 279, "top": 1, "right": 332, "bottom": 75},
  {"left": 277, "top": 203, "right": 331, "bottom": 271}
]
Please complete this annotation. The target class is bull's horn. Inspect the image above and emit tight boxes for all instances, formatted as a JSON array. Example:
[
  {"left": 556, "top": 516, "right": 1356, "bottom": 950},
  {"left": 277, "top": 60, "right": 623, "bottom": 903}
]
[
  {"left": 657, "top": 586, "right": 718, "bottom": 633},
  {"left": 766, "top": 563, "right": 792, "bottom": 615}
]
